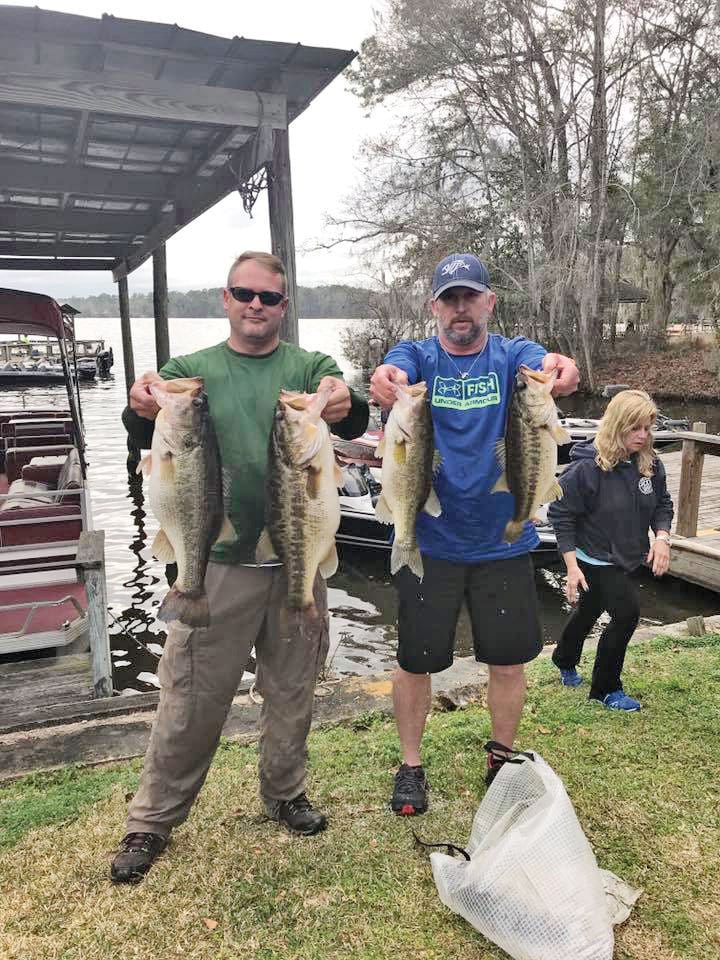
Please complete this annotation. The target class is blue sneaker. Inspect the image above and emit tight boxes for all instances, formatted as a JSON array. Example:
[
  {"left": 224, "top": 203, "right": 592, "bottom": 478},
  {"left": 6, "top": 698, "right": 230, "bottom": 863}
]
[
  {"left": 559, "top": 668, "right": 583, "bottom": 687},
  {"left": 602, "top": 690, "right": 641, "bottom": 712}
]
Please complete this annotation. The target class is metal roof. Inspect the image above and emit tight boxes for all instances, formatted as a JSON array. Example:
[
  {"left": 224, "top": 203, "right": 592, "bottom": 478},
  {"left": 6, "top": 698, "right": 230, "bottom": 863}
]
[
  {"left": 0, "top": 6, "right": 356, "bottom": 278},
  {"left": 617, "top": 280, "right": 649, "bottom": 303}
]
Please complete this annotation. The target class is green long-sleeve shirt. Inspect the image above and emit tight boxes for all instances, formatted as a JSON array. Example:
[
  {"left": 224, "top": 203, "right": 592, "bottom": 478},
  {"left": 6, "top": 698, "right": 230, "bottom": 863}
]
[{"left": 123, "top": 339, "right": 369, "bottom": 564}]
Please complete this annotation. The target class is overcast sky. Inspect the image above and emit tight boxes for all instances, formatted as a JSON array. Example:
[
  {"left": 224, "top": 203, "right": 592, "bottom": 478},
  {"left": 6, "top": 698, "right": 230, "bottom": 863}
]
[{"left": 2, "top": 0, "right": 383, "bottom": 298}]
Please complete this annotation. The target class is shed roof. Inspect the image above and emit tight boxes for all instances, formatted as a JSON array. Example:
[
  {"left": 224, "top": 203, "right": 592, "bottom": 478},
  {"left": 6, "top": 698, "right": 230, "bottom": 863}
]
[
  {"left": 0, "top": 6, "right": 355, "bottom": 278},
  {"left": 618, "top": 280, "right": 648, "bottom": 303}
]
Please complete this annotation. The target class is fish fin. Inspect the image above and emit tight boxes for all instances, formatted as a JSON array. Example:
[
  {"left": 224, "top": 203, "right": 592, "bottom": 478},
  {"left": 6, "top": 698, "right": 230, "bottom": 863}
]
[
  {"left": 431, "top": 449, "right": 443, "bottom": 476},
  {"left": 374, "top": 493, "right": 394, "bottom": 524},
  {"left": 422, "top": 487, "right": 442, "bottom": 517},
  {"left": 550, "top": 423, "right": 573, "bottom": 445},
  {"left": 151, "top": 528, "right": 176, "bottom": 563},
  {"left": 157, "top": 453, "right": 176, "bottom": 482},
  {"left": 255, "top": 527, "right": 279, "bottom": 564},
  {"left": 542, "top": 479, "right": 564, "bottom": 502},
  {"left": 334, "top": 463, "right": 344, "bottom": 486},
  {"left": 393, "top": 440, "right": 407, "bottom": 465},
  {"left": 391, "top": 540, "right": 424, "bottom": 581},
  {"left": 302, "top": 421, "right": 319, "bottom": 445},
  {"left": 158, "top": 587, "right": 209, "bottom": 628},
  {"left": 491, "top": 471, "right": 511, "bottom": 494},
  {"left": 306, "top": 464, "right": 322, "bottom": 499},
  {"left": 376, "top": 437, "right": 386, "bottom": 458},
  {"left": 318, "top": 544, "right": 339, "bottom": 579},
  {"left": 494, "top": 438, "right": 506, "bottom": 471},
  {"left": 214, "top": 515, "right": 237, "bottom": 545},
  {"left": 503, "top": 520, "right": 525, "bottom": 543},
  {"left": 137, "top": 453, "right": 152, "bottom": 476}
]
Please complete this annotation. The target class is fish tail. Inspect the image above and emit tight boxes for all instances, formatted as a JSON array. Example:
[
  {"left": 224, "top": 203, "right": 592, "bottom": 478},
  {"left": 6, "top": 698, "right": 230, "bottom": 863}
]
[
  {"left": 158, "top": 586, "right": 210, "bottom": 627},
  {"left": 391, "top": 540, "right": 424, "bottom": 581},
  {"left": 503, "top": 520, "right": 525, "bottom": 544}
]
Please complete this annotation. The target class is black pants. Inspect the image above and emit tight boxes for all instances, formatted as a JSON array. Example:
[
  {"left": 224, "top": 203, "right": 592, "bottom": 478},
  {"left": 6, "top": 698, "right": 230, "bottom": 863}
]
[{"left": 552, "top": 561, "right": 640, "bottom": 700}]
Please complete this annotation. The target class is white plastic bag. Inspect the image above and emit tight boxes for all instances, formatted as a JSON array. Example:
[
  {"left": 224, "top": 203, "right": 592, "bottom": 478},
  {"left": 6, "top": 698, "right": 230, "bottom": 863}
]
[{"left": 430, "top": 753, "right": 615, "bottom": 960}]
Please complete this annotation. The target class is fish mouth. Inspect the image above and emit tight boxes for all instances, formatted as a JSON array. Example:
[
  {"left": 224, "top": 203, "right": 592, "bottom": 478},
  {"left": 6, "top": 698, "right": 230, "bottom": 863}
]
[{"left": 518, "top": 365, "right": 553, "bottom": 385}]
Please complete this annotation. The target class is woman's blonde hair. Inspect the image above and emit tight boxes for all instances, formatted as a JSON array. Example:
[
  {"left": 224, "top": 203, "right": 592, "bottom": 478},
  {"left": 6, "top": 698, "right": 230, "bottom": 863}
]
[{"left": 595, "top": 389, "right": 657, "bottom": 476}]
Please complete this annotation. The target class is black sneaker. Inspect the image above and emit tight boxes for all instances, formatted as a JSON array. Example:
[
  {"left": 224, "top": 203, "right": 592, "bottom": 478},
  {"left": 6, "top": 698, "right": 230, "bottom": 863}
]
[
  {"left": 110, "top": 831, "right": 168, "bottom": 884},
  {"left": 390, "top": 763, "right": 429, "bottom": 815},
  {"left": 275, "top": 793, "right": 327, "bottom": 836},
  {"left": 484, "top": 741, "right": 514, "bottom": 787}
]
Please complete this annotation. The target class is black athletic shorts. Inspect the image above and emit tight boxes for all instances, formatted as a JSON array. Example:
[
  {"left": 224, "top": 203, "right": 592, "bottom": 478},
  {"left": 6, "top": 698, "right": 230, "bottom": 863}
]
[{"left": 393, "top": 553, "right": 543, "bottom": 674}]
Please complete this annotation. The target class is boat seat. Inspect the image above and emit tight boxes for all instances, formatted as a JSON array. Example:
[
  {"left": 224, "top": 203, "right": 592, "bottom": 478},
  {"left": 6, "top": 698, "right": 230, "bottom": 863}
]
[
  {"left": 0, "top": 503, "right": 83, "bottom": 547},
  {"left": 2, "top": 422, "right": 74, "bottom": 448},
  {"left": 0, "top": 570, "right": 88, "bottom": 655},
  {"left": 0, "top": 410, "right": 70, "bottom": 426},
  {"left": 2, "top": 449, "right": 83, "bottom": 512},
  {"left": 5, "top": 444, "right": 75, "bottom": 482}
]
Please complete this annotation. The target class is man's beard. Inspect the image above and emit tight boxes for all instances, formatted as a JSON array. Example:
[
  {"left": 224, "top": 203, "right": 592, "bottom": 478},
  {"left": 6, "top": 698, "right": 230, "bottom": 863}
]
[{"left": 442, "top": 317, "right": 486, "bottom": 346}]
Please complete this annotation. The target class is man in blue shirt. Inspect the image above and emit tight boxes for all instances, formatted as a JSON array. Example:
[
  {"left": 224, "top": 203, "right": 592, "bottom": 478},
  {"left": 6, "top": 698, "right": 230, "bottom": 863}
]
[{"left": 370, "top": 252, "right": 579, "bottom": 814}]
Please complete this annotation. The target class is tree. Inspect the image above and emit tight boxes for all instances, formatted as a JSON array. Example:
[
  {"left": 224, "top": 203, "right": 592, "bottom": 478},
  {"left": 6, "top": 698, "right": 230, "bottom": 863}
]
[{"left": 335, "top": 0, "right": 720, "bottom": 384}]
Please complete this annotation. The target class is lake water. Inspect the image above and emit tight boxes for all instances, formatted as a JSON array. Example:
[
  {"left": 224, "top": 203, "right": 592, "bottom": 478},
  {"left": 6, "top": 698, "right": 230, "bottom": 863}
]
[{"left": 4, "top": 316, "right": 719, "bottom": 692}]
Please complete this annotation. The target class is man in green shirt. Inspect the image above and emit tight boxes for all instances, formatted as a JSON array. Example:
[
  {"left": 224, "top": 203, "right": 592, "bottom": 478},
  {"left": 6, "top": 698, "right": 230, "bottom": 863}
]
[{"left": 111, "top": 251, "right": 368, "bottom": 884}]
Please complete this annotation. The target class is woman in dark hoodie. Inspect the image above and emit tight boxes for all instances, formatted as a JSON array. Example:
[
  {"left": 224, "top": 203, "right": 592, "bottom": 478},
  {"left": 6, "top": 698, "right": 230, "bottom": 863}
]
[{"left": 548, "top": 390, "right": 673, "bottom": 711}]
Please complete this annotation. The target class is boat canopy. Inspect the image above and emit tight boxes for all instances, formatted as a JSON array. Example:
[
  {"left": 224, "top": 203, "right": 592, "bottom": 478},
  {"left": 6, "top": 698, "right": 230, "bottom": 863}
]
[{"left": 0, "top": 289, "right": 74, "bottom": 340}]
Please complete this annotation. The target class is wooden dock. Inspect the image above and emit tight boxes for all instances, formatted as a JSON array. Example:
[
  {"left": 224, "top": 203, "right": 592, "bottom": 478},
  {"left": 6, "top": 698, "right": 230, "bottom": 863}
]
[{"left": 661, "top": 431, "right": 720, "bottom": 593}]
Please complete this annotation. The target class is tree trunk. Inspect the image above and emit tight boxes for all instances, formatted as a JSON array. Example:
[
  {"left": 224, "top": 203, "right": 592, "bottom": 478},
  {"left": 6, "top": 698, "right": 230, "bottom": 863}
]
[{"left": 646, "top": 237, "right": 678, "bottom": 340}]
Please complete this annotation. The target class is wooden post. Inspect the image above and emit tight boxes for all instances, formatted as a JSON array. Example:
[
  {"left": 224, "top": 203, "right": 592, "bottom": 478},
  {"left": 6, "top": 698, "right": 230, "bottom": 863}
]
[
  {"left": 267, "top": 127, "right": 299, "bottom": 345},
  {"left": 676, "top": 439, "right": 704, "bottom": 537},
  {"left": 75, "top": 530, "right": 113, "bottom": 699},
  {"left": 153, "top": 243, "right": 170, "bottom": 368},
  {"left": 119, "top": 275, "right": 141, "bottom": 472},
  {"left": 118, "top": 275, "right": 135, "bottom": 396}
]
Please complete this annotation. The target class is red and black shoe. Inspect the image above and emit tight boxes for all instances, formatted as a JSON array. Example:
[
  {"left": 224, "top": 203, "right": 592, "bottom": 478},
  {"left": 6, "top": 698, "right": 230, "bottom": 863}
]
[
  {"left": 390, "top": 763, "right": 429, "bottom": 815},
  {"left": 484, "top": 740, "right": 515, "bottom": 787}
]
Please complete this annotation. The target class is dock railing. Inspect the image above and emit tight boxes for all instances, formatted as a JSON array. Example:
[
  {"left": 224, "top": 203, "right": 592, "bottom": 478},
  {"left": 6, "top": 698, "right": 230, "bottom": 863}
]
[
  {"left": 674, "top": 423, "right": 720, "bottom": 538},
  {"left": 75, "top": 530, "right": 113, "bottom": 698}
]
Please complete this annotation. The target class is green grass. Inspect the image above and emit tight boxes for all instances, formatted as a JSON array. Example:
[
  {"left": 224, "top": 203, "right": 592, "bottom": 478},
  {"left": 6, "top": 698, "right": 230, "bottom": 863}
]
[{"left": 0, "top": 634, "right": 718, "bottom": 960}]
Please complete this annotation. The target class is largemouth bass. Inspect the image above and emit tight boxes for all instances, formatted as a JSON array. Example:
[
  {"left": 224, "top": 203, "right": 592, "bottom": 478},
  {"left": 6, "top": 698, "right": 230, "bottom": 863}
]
[
  {"left": 493, "top": 365, "right": 572, "bottom": 542},
  {"left": 375, "top": 381, "right": 441, "bottom": 580},
  {"left": 257, "top": 388, "right": 342, "bottom": 615},
  {"left": 139, "top": 377, "right": 235, "bottom": 627}
]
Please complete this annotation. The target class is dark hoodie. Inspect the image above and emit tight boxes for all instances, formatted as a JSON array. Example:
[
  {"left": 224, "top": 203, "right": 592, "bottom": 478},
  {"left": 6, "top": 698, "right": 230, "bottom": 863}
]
[{"left": 548, "top": 440, "right": 674, "bottom": 572}]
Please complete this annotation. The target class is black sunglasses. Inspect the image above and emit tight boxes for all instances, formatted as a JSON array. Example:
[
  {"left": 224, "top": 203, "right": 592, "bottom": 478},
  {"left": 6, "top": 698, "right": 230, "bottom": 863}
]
[{"left": 228, "top": 286, "right": 285, "bottom": 306}]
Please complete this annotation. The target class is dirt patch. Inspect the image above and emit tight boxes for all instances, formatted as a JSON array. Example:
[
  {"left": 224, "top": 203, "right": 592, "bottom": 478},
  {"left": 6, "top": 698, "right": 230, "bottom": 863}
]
[{"left": 592, "top": 342, "right": 719, "bottom": 400}]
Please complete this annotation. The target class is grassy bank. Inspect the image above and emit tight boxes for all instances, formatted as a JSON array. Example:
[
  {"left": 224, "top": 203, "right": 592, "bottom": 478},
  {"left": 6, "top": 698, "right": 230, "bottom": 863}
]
[{"left": 1, "top": 633, "right": 719, "bottom": 960}]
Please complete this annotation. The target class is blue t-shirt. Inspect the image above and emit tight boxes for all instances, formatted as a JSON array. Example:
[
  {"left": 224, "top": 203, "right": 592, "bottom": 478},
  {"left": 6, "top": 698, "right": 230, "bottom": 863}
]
[{"left": 385, "top": 334, "right": 546, "bottom": 562}]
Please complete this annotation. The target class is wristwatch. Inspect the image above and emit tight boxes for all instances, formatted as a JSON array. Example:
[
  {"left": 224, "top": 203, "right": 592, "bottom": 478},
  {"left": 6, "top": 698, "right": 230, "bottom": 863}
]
[{"left": 655, "top": 531, "right": 671, "bottom": 544}]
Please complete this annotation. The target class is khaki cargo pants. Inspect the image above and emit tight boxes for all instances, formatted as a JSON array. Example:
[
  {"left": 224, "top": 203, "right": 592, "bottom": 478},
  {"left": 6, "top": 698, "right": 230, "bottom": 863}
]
[{"left": 126, "top": 562, "right": 329, "bottom": 836}]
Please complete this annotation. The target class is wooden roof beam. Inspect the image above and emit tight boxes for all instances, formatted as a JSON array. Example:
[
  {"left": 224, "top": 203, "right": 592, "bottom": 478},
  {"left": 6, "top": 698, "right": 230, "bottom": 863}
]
[
  {"left": 0, "top": 63, "right": 287, "bottom": 127},
  {"left": 0, "top": 157, "right": 175, "bottom": 201},
  {"left": 113, "top": 128, "right": 274, "bottom": 280},
  {"left": 0, "top": 241, "right": 133, "bottom": 258},
  {"left": 2, "top": 205, "right": 154, "bottom": 235},
  {"left": 0, "top": 257, "right": 114, "bottom": 270}
]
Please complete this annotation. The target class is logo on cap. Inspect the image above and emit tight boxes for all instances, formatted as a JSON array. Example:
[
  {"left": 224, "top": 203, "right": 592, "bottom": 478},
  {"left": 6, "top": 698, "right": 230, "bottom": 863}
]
[{"left": 441, "top": 259, "right": 471, "bottom": 278}]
